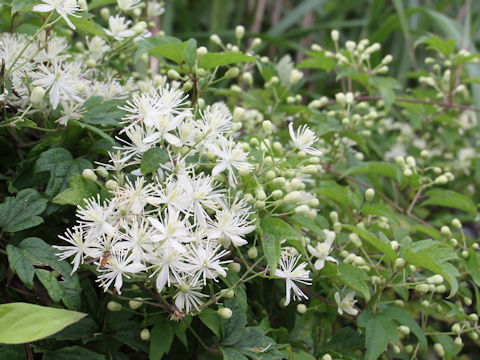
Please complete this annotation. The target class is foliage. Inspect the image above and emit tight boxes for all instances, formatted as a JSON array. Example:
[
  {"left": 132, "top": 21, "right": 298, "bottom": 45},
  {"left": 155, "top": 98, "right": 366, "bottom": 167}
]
[{"left": 1, "top": 1, "right": 480, "bottom": 359}]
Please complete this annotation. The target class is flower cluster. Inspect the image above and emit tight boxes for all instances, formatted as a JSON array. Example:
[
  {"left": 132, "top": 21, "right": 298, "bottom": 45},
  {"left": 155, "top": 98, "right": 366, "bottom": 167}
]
[{"left": 54, "top": 86, "right": 256, "bottom": 314}]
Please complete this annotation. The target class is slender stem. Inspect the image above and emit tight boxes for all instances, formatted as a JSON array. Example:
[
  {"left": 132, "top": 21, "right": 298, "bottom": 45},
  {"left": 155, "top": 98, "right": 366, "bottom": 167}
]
[{"left": 321, "top": 95, "right": 480, "bottom": 112}]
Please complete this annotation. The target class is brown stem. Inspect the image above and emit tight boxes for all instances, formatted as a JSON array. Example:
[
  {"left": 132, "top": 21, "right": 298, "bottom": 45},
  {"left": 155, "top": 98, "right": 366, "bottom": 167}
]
[
  {"left": 25, "top": 344, "right": 34, "bottom": 360},
  {"left": 321, "top": 95, "right": 480, "bottom": 112}
]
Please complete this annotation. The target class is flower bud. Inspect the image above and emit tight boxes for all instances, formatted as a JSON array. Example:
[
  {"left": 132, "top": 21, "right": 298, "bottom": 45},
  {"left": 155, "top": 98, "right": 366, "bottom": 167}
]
[
  {"left": 322, "top": 355, "right": 332, "bottom": 360},
  {"left": 225, "top": 67, "right": 239, "bottom": 78},
  {"left": 452, "top": 323, "right": 461, "bottom": 334},
  {"left": 403, "top": 168, "right": 412, "bottom": 177},
  {"left": 229, "top": 262, "right": 241, "bottom": 273},
  {"left": 331, "top": 30, "right": 339, "bottom": 42},
  {"left": 427, "top": 274, "right": 444, "bottom": 284},
  {"left": 390, "top": 241, "right": 399, "bottom": 251},
  {"left": 284, "top": 191, "right": 302, "bottom": 205},
  {"left": 235, "top": 25, "right": 245, "bottom": 39},
  {"left": 106, "top": 179, "right": 118, "bottom": 191},
  {"left": 210, "top": 34, "right": 222, "bottom": 45},
  {"left": 435, "top": 175, "right": 448, "bottom": 185},
  {"left": 301, "top": 165, "right": 318, "bottom": 175},
  {"left": 262, "top": 120, "right": 272, "bottom": 135},
  {"left": 255, "top": 200, "right": 265, "bottom": 210},
  {"left": 167, "top": 69, "right": 181, "bottom": 80},
  {"left": 132, "top": 21, "right": 147, "bottom": 35},
  {"left": 365, "top": 188, "right": 375, "bottom": 202},
  {"left": 129, "top": 298, "right": 143, "bottom": 310},
  {"left": 349, "top": 233, "right": 362, "bottom": 247},
  {"left": 30, "top": 86, "right": 45, "bottom": 105},
  {"left": 217, "top": 307, "right": 233, "bottom": 319},
  {"left": 440, "top": 226, "right": 451, "bottom": 236},
  {"left": 296, "top": 304, "right": 307, "bottom": 314},
  {"left": 220, "top": 289, "right": 235, "bottom": 299},
  {"left": 289, "top": 69, "right": 303, "bottom": 85},
  {"left": 398, "top": 325, "right": 410, "bottom": 335},
  {"left": 451, "top": 218, "right": 462, "bottom": 229},
  {"left": 420, "top": 150, "right": 430, "bottom": 158},
  {"left": 329, "top": 211, "right": 339, "bottom": 222},
  {"left": 197, "top": 46, "right": 208, "bottom": 56},
  {"left": 469, "top": 313, "right": 479, "bottom": 322},
  {"left": 140, "top": 328, "right": 150, "bottom": 341},
  {"left": 247, "top": 247, "right": 258, "bottom": 259},
  {"left": 295, "top": 205, "right": 311, "bottom": 216},
  {"left": 394, "top": 299, "right": 404, "bottom": 307},
  {"left": 393, "top": 345, "right": 401, "bottom": 354},
  {"left": 107, "top": 301, "right": 122, "bottom": 312},
  {"left": 100, "top": 7, "right": 110, "bottom": 20},
  {"left": 415, "top": 284, "right": 429, "bottom": 293},
  {"left": 454, "top": 336, "right": 463, "bottom": 346},
  {"left": 251, "top": 37, "right": 262, "bottom": 48},
  {"left": 82, "top": 169, "right": 97, "bottom": 182},
  {"left": 394, "top": 258, "right": 405, "bottom": 268},
  {"left": 335, "top": 92, "right": 346, "bottom": 107},
  {"left": 435, "top": 285, "right": 446, "bottom": 293}
]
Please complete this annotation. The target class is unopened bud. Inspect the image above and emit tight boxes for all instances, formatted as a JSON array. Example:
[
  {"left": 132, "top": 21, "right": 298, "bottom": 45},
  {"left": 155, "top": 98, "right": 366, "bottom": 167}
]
[
  {"left": 284, "top": 191, "right": 302, "bottom": 204},
  {"left": 427, "top": 274, "right": 444, "bottom": 284},
  {"left": 210, "top": 34, "right": 222, "bottom": 45},
  {"left": 140, "top": 328, "right": 150, "bottom": 341},
  {"left": 365, "top": 188, "right": 375, "bottom": 202},
  {"left": 225, "top": 67, "right": 240, "bottom": 78},
  {"left": 235, "top": 25, "right": 245, "bottom": 39},
  {"left": 220, "top": 289, "right": 235, "bottom": 299},
  {"left": 296, "top": 304, "right": 307, "bottom": 314},
  {"left": 107, "top": 301, "right": 122, "bottom": 312},
  {"left": 229, "top": 262, "right": 241, "bottom": 273},
  {"left": 106, "top": 179, "right": 118, "bottom": 191},
  {"left": 129, "top": 298, "right": 143, "bottom": 310},
  {"left": 30, "top": 86, "right": 45, "bottom": 105},
  {"left": 451, "top": 218, "right": 462, "bottom": 229},
  {"left": 331, "top": 30, "right": 339, "bottom": 42},
  {"left": 82, "top": 169, "right": 97, "bottom": 182},
  {"left": 217, "top": 307, "right": 233, "bottom": 319},
  {"left": 247, "top": 247, "right": 258, "bottom": 259},
  {"left": 262, "top": 120, "right": 272, "bottom": 135}
]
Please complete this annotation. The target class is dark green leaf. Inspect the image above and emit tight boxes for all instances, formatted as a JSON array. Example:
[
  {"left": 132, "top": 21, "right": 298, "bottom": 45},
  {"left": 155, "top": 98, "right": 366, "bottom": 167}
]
[
  {"left": 150, "top": 322, "right": 174, "bottom": 359},
  {"left": 52, "top": 174, "right": 99, "bottom": 206},
  {"left": 338, "top": 263, "right": 370, "bottom": 301},
  {"left": 43, "top": 346, "right": 105, "bottom": 360},
  {"left": 141, "top": 148, "right": 169, "bottom": 175},
  {"left": 421, "top": 189, "right": 476, "bottom": 215},
  {"left": 362, "top": 204, "right": 400, "bottom": 225},
  {"left": 342, "top": 225, "right": 397, "bottom": 262},
  {"left": 0, "top": 188, "right": 47, "bottom": 232},
  {"left": 198, "top": 52, "right": 255, "bottom": 70}
]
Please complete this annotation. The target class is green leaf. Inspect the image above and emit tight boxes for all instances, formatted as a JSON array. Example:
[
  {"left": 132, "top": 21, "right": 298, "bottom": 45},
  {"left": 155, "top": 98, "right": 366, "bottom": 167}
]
[
  {"left": 415, "top": 35, "right": 456, "bottom": 57},
  {"left": 69, "top": 120, "right": 116, "bottom": 143},
  {"left": 316, "top": 181, "right": 362, "bottom": 208},
  {"left": 135, "top": 36, "right": 182, "bottom": 62},
  {"left": 53, "top": 174, "right": 99, "bottom": 206},
  {"left": 68, "top": 13, "right": 107, "bottom": 40},
  {"left": 362, "top": 204, "right": 400, "bottom": 225},
  {"left": 382, "top": 306, "right": 428, "bottom": 352},
  {"left": 260, "top": 218, "right": 300, "bottom": 274},
  {"left": 81, "top": 97, "right": 126, "bottom": 126},
  {"left": 199, "top": 309, "right": 222, "bottom": 337},
  {"left": 198, "top": 52, "right": 256, "bottom": 70},
  {"left": 343, "top": 161, "right": 400, "bottom": 181},
  {"left": 296, "top": 51, "right": 337, "bottom": 71},
  {"left": 220, "top": 348, "right": 247, "bottom": 360},
  {"left": 35, "top": 148, "right": 92, "bottom": 198},
  {"left": 317, "top": 327, "right": 364, "bottom": 355},
  {"left": 369, "top": 76, "right": 401, "bottom": 110},
  {"left": 290, "top": 214, "right": 325, "bottom": 235},
  {"left": 365, "top": 316, "right": 395, "bottom": 360},
  {"left": 182, "top": 38, "right": 197, "bottom": 67},
  {"left": 466, "top": 249, "right": 480, "bottom": 287},
  {"left": 0, "top": 303, "right": 85, "bottom": 344},
  {"left": 36, "top": 269, "right": 64, "bottom": 303},
  {"left": 342, "top": 225, "right": 397, "bottom": 262},
  {"left": 6, "top": 245, "right": 35, "bottom": 287},
  {"left": 7, "top": 238, "right": 81, "bottom": 308},
  {"left": 141, "top": 148, "right": 169, "bottom": 175},
  {"left": 150, "top": 322, "right": 174, "bottom": 359},
  {"left": 11, "top": 0, "right": 35, "bottom": 15},
  {"left": 338, "top": 263, "right": 370, "bottom": 301},
  {"left": 0, "top": 188, "right": 47, "bottom": 232},
  {"left": 148, "top": 40, "right": 196, "bottom": 65},
  {"left": 421, "top": 189, "right": 477, "bottom": 215},
  {"left": 43, "top": 346, "right": 105, "bottom": 360}
]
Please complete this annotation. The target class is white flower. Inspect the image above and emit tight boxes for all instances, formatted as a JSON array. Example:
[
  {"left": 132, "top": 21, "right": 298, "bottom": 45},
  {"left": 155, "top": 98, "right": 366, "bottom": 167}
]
[
  {"left": 76, "top": 195, "right": 117, "bottom": 239},
  {"left": 86, "top": 36, "right": 109, "bottom": 60},
  {"left": 208, "top": 195, "right": 255, "bottom": 247},
  {"left": 183, "top": 241, "right": 231, "bottom": 285},
  {"left": 117, "top": 0, "right": 141, "bottom": 11},
  {"left": 113, "top": 176, "right": 160, "bottom": 215},
  {"left": 53, "top": 226, "right": 88, "bottom": 274},
  {"left": 96, "top": 250, "right": 146, "bottom": 294},
  {"left": 307, "top": 230, "right": 337, "bottom": 270},
  {"left": 57, "top": 100, "right": 85, "bottom": 125},
  {"left": 274, "top": 251, "right": 311, "bottom": 305},
  {"left": 288, "top": 122, "right": 323, "bottom": 156},
  {"left": 207, "top": 136, "right": 253, "bottom": 187},
  {"left": 334, "top": 291, "right": 359, "bottom": 316},
  {"left": 198, "top": 105, "right": 233, "bottom": 142},
  {"left": 33, "top": 0, "right": 81, "bottom": 30},
  {"left": 31, "top": 61, "right": 82, "bottom": 109},
  {"left": 173, "top": 277, "right": 208, "bottom": 313},
  {"left": 148, "top": 246, "right": 186, "bottom": 292},
  {"left": 149, "top": 209, "right": 193, "bottom": 252},
  {"left": 105, "top": 15, "right": 135, "bottom": 41},
  {"left": 117, "top": 219, "right": 156, "bottom": 263}
]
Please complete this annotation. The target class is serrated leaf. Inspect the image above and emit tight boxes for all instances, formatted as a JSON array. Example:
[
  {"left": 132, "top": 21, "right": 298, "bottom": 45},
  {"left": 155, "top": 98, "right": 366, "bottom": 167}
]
[
  {"left": 150, "top": 322, "right": 174, "bottom": 359},
  {"left": 53, "top": 174, "right": 99, "bottom": 206},
  {"left": 0, "top": 303, "right": 85, "bottom": 344},
  {"left": 342, "top": 225, "right": 397, "bottom": 262},
  {"left": 198, "top": 52, "right": 255, "bottom": 70},
  {"left": 0, "top": 188, "right": 47, "bottom": 232},
  {"left": 141, "top": 147, "right": 169, "bottom": 175},
  {"left": 35, "top": 148, "right": 92, "bottom": 198},
  {"left": 421, "top": 189, "right": 476, "bottom": 215}
]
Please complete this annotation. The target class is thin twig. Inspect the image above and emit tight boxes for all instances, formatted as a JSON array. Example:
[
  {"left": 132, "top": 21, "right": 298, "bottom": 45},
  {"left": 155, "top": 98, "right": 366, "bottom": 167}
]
[{"left": 321, "top": 95, "right": 480, "bottom": 112}]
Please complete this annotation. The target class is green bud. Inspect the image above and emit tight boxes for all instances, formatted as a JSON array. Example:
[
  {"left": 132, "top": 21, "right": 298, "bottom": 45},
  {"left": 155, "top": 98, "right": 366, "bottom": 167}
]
[
  {"left": 82, "top": 169, "right": 97, "bottom": 182},
  {"left": 262, "top": 120, "right": 272, "bottom": 135},
  {"left": 284, "top": 191, "right": 302, "bottom": 204},
  {"left": 220, "top": 289, "right": 235, "bottom": 299},
  {"left": 140, "top": 328, "right": 150, "bottom": 341},
  {"left": 96, "top": 166, "right": 109, "bottom": 178},
  {"left": 296, "top": 304, "right": 307, "bottom": 314},
  {"left": 451, "top": 218, "right": 462, "bottom": 229},
  {"left": 229, "top": 262, "right": 241, "bottom": 273},
  {"left": 247, "top": 247, "right": 258, "bottom": 259},
  {"left": 365, "top": 188, "right": 375, "bottom": 202},
  {"left": 225, "top": 67, "right": 240, "bottom": 78},
  {"left": 217, "top": 307, "right": 233, "bottom": 319},
  {"left": 107, "top": 301, "right": 122, "bottom": 312},
  {"left": 129, "top": 298, "right": 143, "bottom": 310}
]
